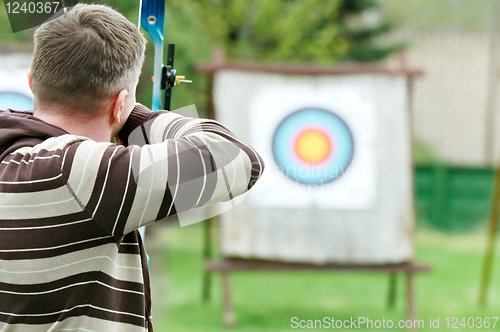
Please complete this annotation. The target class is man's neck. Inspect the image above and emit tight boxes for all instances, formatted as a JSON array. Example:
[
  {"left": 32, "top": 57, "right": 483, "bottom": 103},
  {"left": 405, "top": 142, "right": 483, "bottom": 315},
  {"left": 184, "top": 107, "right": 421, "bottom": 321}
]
[{"left": 34, "top": 108, "right": 112, "bottom": 143}]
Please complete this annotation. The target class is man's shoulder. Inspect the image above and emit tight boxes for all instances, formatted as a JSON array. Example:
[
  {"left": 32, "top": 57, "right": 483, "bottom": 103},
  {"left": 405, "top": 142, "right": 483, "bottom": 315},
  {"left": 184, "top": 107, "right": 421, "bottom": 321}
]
[
  {"left": 10, "top": 134, "right": 88, "bottom": 155},
  {"left": 0, "top": 108, "right": 33, "bottom": 116}
]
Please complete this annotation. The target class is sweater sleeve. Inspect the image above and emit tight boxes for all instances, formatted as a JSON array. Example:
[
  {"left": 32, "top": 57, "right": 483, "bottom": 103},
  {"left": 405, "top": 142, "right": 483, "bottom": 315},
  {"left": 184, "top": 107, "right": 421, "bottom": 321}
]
[{"left": 61, "top": 104, "right": 265, "bottom": 237}]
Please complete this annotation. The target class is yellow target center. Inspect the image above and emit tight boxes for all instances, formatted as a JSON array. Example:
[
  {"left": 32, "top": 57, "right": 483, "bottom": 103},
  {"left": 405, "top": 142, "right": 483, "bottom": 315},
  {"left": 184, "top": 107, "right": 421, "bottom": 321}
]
[{"left": 295, "top": 129, "right": 331, "bottom": 164}]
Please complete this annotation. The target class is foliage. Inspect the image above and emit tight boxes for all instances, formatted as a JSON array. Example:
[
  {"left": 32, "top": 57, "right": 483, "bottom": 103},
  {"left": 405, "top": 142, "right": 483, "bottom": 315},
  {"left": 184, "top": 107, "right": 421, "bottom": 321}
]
[
  {"left": 171, "top": 0, "right": 348, "bottom": 63},
  {"left": 0, "top": 0, "right": 404, "bottom": 114},
  {"left": 0, "top": 4, "right": 33, "bottom": 44},
  {"left": 337, "top": 0, "right": 406, "bottom": 62}
]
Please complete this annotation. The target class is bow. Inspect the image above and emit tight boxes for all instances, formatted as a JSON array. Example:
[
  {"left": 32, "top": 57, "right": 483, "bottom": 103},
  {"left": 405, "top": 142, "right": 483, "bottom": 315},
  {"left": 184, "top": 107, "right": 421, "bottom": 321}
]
[
  {"left": 138, "top": 0, "right": 191, "bottom": 111},
  {"left": 136, "top": 0, "right": 191, "bottom": 242}
]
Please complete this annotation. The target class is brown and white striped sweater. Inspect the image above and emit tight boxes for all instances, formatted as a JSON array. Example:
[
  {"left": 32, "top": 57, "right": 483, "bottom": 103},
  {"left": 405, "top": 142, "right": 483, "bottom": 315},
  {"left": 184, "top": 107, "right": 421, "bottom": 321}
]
[{"left": 0, "top": 104, "right": 264, "bottom": 331}]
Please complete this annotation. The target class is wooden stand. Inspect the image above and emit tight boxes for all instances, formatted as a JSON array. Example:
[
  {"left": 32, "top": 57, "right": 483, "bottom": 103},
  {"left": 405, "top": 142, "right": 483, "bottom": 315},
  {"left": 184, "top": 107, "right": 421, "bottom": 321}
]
[
  {"left": 204, "top": 256, "right": 429, "bottom": 326},
  {"left": 200, "top": 214, "right": 430, "bottom": 326}
]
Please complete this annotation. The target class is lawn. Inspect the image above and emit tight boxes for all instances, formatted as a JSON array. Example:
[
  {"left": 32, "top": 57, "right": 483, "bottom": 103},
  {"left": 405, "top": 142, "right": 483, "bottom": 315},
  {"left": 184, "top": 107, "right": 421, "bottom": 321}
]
[{"left": 145, "top": 222, "right": 500, "bottom": 331}]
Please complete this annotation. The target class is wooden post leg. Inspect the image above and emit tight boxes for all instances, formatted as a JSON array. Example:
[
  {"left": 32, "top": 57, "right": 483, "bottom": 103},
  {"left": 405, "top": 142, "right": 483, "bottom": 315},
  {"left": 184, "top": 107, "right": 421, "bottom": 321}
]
[
  {"left": 202, "top": 219, "right": 212, "bottom": 302},
  {"left": 388, "top": 272, "right": 397, "bottom": 309},
  {"left": 202, "top": 271, "right": 211, "bottom": 302},
  {"left": 222, "top": 270, "right": 236, "bottom": 326},
  {"left": 479, "top": 167, "right": 500, "bottom": 306},
  {"left": 407, "top": 270, "right": 415, "bottom": 324}
]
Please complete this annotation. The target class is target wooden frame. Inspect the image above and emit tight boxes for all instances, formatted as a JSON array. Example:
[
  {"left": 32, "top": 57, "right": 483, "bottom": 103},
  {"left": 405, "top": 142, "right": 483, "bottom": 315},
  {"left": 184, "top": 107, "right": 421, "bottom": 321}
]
[{"left": 197, "top": 62, "right": 429, "bottom": 326}]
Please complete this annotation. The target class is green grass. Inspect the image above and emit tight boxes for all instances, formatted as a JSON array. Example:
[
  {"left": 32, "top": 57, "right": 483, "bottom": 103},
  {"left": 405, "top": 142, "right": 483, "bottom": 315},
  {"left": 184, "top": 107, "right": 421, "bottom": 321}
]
[{"left": 145, "top": 223, "right": 500, "bottom": 331}]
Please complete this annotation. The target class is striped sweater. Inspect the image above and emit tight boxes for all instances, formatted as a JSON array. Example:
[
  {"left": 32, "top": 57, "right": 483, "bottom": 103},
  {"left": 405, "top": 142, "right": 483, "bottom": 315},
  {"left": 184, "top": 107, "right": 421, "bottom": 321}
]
[{"left": 0, "top": 104, "right": 264, "bottom": 331}]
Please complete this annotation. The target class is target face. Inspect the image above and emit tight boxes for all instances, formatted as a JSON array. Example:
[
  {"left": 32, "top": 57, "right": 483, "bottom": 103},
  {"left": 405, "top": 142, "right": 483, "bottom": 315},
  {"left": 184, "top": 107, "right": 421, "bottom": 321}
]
[
  {"left": 248, "top": 84, "right": 377, "bottom": 210},
  {"left": 273, "top": 109, "right": 354, "bottom": 185}
]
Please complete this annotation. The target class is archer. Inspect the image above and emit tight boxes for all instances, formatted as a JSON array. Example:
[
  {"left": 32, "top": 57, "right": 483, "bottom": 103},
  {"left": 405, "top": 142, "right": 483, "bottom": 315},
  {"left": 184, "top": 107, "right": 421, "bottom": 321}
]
[{"left": 0, "top": 4, "right": 264, "bottom": 331}]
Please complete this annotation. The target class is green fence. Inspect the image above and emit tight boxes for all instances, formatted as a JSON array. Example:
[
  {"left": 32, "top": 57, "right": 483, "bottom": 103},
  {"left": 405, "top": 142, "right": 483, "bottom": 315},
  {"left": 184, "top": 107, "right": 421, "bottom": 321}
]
[{"left": 414, "top": 165, "right": 495, "bottom": 231}]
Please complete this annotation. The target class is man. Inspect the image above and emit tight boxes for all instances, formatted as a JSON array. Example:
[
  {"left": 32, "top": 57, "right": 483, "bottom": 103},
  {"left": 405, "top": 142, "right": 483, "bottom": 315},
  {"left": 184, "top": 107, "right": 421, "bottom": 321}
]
[{"left": 0, "top": 4, "right": 264, "bottom": 331}]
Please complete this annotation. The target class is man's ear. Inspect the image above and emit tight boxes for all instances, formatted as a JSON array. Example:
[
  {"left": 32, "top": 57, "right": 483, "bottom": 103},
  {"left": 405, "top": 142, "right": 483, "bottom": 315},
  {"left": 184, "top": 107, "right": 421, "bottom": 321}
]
[
  {"left": 27, "top": 69, "right": 33, "bottom": 93},
  {"left": 111, "top": 89, "right": 129, "bottom": 124}
]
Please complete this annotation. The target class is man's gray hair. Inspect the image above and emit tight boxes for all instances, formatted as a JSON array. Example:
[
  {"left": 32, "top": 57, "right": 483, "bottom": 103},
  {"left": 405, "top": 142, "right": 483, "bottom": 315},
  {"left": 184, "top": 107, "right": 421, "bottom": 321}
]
[{"left": 31, "top": 4, "right": 147, "bottom": 115}]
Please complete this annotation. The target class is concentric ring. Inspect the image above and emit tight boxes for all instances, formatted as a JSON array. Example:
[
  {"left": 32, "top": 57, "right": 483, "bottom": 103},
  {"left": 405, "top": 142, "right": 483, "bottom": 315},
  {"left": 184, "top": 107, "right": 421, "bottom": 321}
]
[{"left": 272, "top": 108, "right": 354, "bottom": 185}]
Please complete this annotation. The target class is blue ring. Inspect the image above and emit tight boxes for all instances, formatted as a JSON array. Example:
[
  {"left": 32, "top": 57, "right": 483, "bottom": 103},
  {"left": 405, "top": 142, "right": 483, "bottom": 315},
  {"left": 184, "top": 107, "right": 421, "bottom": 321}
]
[{"left": 0, "top": 92, "right": 33, "bottom": 111}]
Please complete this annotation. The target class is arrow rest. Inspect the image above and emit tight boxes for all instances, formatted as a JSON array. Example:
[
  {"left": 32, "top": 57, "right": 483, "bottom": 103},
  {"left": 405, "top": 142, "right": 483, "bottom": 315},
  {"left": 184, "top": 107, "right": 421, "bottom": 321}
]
[{"left": 160, "top": 43, "right": 192, "bottom": 111}]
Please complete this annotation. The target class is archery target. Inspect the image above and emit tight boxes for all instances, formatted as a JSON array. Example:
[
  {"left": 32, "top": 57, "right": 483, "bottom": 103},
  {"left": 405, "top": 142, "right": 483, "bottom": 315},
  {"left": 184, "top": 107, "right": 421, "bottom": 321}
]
[
  {"left": 248, "top": 84, "right": 377, "bottom": 210},
  {"left": 272, "top": 108, "right": 354, "bottom": 185},
  {"left": 0, "top": 67, "right": 33, "bottom": 111}
]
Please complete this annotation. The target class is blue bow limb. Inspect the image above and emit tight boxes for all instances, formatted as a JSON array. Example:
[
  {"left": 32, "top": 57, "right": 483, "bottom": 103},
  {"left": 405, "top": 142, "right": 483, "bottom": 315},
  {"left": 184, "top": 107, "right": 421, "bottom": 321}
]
[{"left": 139, "top": 0, "right": 166, "bottom": 111}]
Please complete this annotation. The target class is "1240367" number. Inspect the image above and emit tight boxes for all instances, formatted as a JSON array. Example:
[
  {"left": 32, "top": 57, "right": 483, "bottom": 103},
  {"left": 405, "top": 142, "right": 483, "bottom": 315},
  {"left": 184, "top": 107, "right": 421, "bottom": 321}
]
[{"left": 5, "top": 2, "right": 60, "bottom": 14}]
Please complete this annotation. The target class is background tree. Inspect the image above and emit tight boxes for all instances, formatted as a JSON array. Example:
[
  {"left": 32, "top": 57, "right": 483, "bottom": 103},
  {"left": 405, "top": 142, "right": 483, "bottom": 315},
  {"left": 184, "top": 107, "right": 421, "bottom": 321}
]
[
  {"left": 191, "top": 0, "right": 347, "bottom": 63},
  {"left": 337, "top": 0, "right": 406, "bottom": 62},
  {"left": 0, "top": 0, "right": 404, "bottom": 114}
]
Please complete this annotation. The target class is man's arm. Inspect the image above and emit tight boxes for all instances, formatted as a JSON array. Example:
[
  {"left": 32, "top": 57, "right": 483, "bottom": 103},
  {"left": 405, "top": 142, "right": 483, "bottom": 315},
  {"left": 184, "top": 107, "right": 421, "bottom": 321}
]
[{"left": 62, "top": 104, "right": 265, "bottom": 237}]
